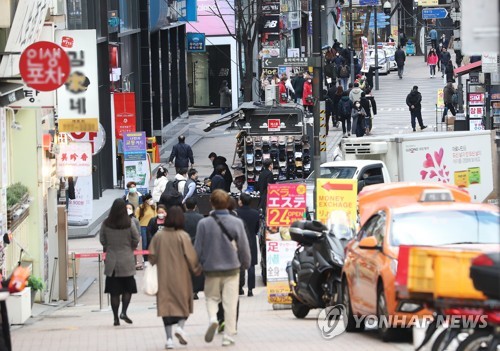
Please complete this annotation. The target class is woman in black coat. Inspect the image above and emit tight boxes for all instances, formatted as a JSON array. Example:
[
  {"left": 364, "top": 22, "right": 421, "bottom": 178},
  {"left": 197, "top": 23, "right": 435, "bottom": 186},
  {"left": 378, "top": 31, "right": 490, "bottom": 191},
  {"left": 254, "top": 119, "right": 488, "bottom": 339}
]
[{"left": 210, "top": 165, "right": 227, "bottom": 192}]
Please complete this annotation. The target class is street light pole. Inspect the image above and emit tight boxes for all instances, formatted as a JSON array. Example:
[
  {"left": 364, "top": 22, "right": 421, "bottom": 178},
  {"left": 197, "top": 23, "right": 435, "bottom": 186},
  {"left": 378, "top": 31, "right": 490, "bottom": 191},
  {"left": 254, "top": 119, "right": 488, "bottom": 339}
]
[
  {"left": 374, "top": 4, "right": 380, "bottom": 90},
  {"left": 312, "top": 0, "right": 322, "bottom": 213},
  {"left": 349, "top": 0, "right": 355, "bottom": 85}
]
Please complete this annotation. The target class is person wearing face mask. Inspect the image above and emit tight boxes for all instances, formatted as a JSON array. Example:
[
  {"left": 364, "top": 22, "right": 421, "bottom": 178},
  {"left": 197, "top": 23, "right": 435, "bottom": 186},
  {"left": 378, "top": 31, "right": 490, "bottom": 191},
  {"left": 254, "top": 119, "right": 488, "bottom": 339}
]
[
  {"left": 127, "top": 203, "right": 143, "bottom": 270},
  {"left": 136, "top": 193, "right": 156, "bottom": 263},
  {"left": 147, "top": 205, "right": 168, "bottom": 249},
  {"left": 302, "top": 75, "right": 314, "bottom": 113},
  {"left": 183, "top": 168, "right": 199, "bottom": 204},
  {"left": 124, "top": 181, "right": 143, "bottom": 209},
  {"left": 351, "top": 100, "right": 368, "bottom": 137}
]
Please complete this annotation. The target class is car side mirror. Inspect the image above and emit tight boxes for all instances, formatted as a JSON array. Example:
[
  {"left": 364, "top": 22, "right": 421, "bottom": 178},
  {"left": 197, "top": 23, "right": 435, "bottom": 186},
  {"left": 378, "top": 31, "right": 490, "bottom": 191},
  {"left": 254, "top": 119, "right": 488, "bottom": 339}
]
[{"left": 359, "top": 236, "right": 379, "bottom": 250}]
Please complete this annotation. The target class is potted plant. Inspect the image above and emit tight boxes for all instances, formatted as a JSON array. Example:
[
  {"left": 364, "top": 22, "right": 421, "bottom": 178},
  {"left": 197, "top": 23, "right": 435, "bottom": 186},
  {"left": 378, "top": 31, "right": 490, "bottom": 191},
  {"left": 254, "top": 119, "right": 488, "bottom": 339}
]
[
  {"left": 27, "top": 276, "right": 44, "bottom": 307},
  {"left": 6, "top": 182, "right": 30, "bottom": 231}
]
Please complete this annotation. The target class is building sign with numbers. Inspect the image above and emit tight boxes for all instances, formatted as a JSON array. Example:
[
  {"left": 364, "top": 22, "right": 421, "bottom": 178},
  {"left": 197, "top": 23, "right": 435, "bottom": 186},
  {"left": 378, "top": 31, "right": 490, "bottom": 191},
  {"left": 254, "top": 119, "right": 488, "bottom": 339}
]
[
  {"left": 56, "top": 30, "right": 99, "bottom": 132},
  {"left": 266, "top": 241, "right": 297, "bottom": 304},
  {"left": 266, "top": 183, "right": 307, "bottom": 227}
]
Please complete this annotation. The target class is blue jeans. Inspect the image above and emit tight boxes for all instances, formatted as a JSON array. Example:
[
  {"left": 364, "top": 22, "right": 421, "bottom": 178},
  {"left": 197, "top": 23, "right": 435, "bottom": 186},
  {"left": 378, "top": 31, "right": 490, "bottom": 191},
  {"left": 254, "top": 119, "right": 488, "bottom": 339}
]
[{"left": 141, "top": 226, "right": 148, "bottom": 261}]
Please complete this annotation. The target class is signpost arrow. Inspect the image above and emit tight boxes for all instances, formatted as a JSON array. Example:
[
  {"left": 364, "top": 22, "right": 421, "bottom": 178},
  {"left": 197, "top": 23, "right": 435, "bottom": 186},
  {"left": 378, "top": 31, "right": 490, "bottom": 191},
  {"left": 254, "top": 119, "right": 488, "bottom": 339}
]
[
  {"left": 321, "top": 182, "right": 354, "bottom": 191},
  {"left": 422, "top": 7, "right": 448, "bottom": 20}
]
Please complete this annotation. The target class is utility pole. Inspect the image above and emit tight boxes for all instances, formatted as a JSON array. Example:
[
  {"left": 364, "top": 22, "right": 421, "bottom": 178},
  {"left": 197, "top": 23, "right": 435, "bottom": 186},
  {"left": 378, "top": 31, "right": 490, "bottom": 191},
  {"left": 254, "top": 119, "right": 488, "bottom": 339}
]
[
  {"left": 374, "top": 4, "right": 380, "bottom": 90},
  {"left": 349, "top": 0, "right": 355, "bottom": 85},
  {"left": 312, "top": 0, "right": 323, "bottom": 213}
]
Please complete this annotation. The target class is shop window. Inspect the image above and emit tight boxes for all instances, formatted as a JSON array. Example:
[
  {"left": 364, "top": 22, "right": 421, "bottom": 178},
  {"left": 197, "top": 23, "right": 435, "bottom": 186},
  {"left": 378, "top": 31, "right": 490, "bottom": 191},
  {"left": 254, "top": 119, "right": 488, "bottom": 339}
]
[
  {"left": 67, "top": 0, "right": 89, "bottom": 29},
  {"left": 119, "top": 0, "right": 138, "bottom": 32}
]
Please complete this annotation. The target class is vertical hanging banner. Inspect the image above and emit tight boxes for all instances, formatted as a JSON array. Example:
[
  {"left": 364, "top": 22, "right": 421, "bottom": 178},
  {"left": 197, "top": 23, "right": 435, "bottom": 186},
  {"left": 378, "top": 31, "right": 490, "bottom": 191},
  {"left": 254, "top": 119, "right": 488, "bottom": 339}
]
[
  {"left": 55, "top": 30, "right": 99, "bottom": 132},
  {"left": 266, "top": 241, "right": 297, "bottom": 304},
  {"left": 361, "top": 36, "right": 370, "bottom": 73},
  {"left": 113, "top": 92, "right": 137, "bottom": 138},
  {"left": 56, "top": 142, "right": 93, "bottom": 177},
  {"left": 68, "top": 176, "right": 93, "bottom": 224},
  {"left": 123, "top": 132, "right": 149, "bottom": 195}
]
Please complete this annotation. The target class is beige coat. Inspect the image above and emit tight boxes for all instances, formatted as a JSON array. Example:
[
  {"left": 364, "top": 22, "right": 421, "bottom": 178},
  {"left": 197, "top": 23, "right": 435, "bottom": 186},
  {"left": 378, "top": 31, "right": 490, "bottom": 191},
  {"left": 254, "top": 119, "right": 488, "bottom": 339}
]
[{"left": 148, "top": 228, "right": 202, "bottom": 317}]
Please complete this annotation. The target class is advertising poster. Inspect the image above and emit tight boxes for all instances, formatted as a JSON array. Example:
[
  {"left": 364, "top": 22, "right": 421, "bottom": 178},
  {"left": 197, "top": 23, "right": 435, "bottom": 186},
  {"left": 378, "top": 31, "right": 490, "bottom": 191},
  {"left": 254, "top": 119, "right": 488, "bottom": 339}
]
[
  {"left": 123, "top": 132, "right": 149, "bottom": 194},
  {"left": 316, "top": 179, "right": 358, "bottom": 225},
  {"left": 360, "top": 36, "right": 369, "bottom": 73},
  {"left": 401, "top": 133, "right": 493, "bottom": 202},
  {"left": 56, "top": 142, "right": 92, "bottom": 177},
  {"left": 266, "top": 241, "right": 297, "bottom": 304},
  {"left": 55, "top": 30, "right": 99, "bottom": 132},
  {"left": 113, "top": 92, "right": 136, "bottom": 138},
  {"left": 68, "top": 176, "right": 93, "bottom": 223},
  {"left": 437, "top": 89, "right": 444, "bottom": 109},
  {"left": 186, "top": 33, "right": 206, "bottom": 52},
  {"left": 266, "top": 183, "right": 307, "bottom": 227}
]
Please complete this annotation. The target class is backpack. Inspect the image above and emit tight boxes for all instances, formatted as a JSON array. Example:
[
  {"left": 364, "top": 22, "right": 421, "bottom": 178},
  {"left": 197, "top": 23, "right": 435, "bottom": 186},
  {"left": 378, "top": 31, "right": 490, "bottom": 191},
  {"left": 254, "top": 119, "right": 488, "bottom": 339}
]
[
  {"left": 160, "top": 178, "right": 185, "bottom": 207},
  {"left": 451, "top": 92, "right": 458, "bottom": 105},
  {"left": 340, "top": 65, "right": 349, "bottom": 78},
  {"left": 340, "top": 99, "right": 351, "bottom": 116}
]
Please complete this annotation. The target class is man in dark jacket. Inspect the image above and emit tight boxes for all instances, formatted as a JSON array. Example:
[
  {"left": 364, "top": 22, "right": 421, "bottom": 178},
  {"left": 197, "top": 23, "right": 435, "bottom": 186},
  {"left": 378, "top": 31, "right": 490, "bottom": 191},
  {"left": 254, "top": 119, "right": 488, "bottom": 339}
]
[
  {"left": 208, "top": 152, "right": 233, "bottom": 192},
  {"left": 406, "top": 86, "right": 427, "bottom": 132},
  {"left": 442, "top": 82, "right": 457, "bottom": 122},
  {"left": 256, "top": 159, "right": 275, "bottom": 212},
  {"left": 338, "top": 91, "right": 353, "bottom": 137},
  {"left": 169, "top": 135, "right": 194, "bottom": 173},
  {"left": 210, "top": 165, "right": 227, "bottom": 192},
  {"left": 440, "top": 47, "right": 451, "bottom": 78},
  {"left": 395, "top": 46, "right": 406, "bottom": 79},
  {"left": 292, "top": 72, "right": 305, "bottom": 104},
  {"left": 236, "top": 193, "right": 260, "bottom": 297}
]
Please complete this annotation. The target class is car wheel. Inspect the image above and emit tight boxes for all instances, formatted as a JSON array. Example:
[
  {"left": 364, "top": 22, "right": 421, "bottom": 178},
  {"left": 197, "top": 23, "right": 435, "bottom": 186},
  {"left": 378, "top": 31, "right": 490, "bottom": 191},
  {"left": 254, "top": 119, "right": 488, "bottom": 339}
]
[
  {"left": 456, "top": 330, "right": 496, "bottom": 351},
  {"left": 291, "top": 297, "right": 310, "bottom": 319},
  {"left": 342, "top": 278, "right": 364, "bottom": 332},
  {"left": 432, "top": 327, "right": 471, "bottom": 351},
  {"left": 377, "top": 285, "right": 399, "bottom": 342}
]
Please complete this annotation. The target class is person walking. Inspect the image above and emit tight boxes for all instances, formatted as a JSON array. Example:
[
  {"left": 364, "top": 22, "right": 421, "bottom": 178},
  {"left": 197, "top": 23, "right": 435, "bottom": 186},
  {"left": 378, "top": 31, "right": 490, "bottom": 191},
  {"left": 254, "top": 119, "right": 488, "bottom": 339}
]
[
  {"left": 279, "top": 75, "right": 288, "bottom": 104},
  {"left": 146, "top": 204, "right": 168, "bottom": 247},
  {"left": 439, "top": 33, "right": 449, "bottom": 50},
  {"left": 169, "top": 136, "right": 194, "bottom": 174},
  {"left": 445, "top": 61, "right": 455, "bottom": 83},
  {"left": 440, "top": 47, "right": 451, "bottom": 78},
  {"left": 364, "top": 87, "right": 377, "bottom": 134},
  {"left": 428, "top": 27, "right": 438, "bottom": 49},
  {"left": 395, "top": 46, "right": 406, "bottom": 79},
  {"left": 302, "top": 75, "right": 313, "bottom": 113},
  {"left": 427, "top": 48, "right": 439, "bottom": 78},
  {"left": 292, "top": 72, "right": 305, "bottom": 104},
  {"left": 260, "top": 72, "right": 270, "bottom": 101},
  {"left": 182, "top": 168, "right": 199, "bottom": 204},
  {"left": 210, "top": 165, "right": 227, "bottom": 192},
  {"left": 148, "top": 206, "right": 202, "bottom": 349},
  {"left": 332, "top": 85, "right": 344, "bottom": 131},
  {"left": 183, "top": 197, "right": 205, "bottom": 300},
  {"left": 195, "top": 190, "right": 251, "bottom": 347},
  {"left": 360, "top": 92, "right": 373, "bottom": 135},
  {"left": 219, "top": 80, "right": 232, "bottom": 115},
  {"left": 338, "top": 63, "right": 350, "bottom": 90},
  {"left": 135, "top": 193, "right": 156, "bottom": 264},
  {"left": 351, "top": 101, "right": 368, "bottom": 137},
  {"left": 442, "top": 82, "right": 457, "bottom": 122},
  {"left": 99, "top": 198, "right": 140, "bottom": 326},
  {"left": 152, "top": 166, "right": 169, "bottom": 204},
  {"left": 236, "top": 193, "right": 260, "bottom": 297},
  {"left": 256, "top": 158, "right": 275, "bottom": 213},
  {"left": 406, "top": 86, "right": 427, "bottom": 132},
  {"left": 208, "top": 152, "right": 232, "bottom": 192},
  {"left": 124, "top": 181, "right": 142, "bottom": 209},
  {"left": 338, "top": 91, "right": 353, "bottom": 137},
  {"left": 349, "top": 82, "right": 363, "bottom": 103},
  {"left": 126, "top": 203, "right": 143, "bottom": 270}
]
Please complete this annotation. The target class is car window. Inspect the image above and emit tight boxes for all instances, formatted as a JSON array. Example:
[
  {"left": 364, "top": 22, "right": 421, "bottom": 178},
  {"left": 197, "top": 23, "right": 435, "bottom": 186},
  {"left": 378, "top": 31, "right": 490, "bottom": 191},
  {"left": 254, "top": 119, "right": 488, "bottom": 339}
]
[
  {"left": 356, "top": 215, "right": 379, "bottom": 241},
  {"left": 391, "top": 210, "right": 500, "bottom": 246},
  {"left": 372, "top": 213, "right": 386, "bottom": 245},
  {"left": 320, "top": 166, "right": 357, "bottom": 179}
]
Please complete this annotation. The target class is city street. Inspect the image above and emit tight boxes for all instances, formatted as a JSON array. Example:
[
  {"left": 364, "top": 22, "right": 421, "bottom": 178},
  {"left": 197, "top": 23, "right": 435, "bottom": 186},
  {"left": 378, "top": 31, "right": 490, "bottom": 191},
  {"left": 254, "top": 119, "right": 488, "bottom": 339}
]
[{"left": 10, "top": 55, "right": 450, "bottom": 351}]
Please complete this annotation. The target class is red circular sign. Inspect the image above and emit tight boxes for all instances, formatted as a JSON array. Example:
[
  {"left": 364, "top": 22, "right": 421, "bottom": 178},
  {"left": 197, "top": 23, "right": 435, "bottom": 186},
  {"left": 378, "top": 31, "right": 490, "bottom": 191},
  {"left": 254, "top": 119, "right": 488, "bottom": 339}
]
[{"left": 19, "top": 41, "right": 71, "bottom": 92}]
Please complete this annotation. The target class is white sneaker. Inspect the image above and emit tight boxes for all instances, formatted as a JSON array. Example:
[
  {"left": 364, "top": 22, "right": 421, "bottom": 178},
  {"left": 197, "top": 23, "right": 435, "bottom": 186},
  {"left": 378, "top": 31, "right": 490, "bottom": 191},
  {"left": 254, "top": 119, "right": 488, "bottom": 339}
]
[
  {"left": 165, "top": 338, "right": 174, "bottom": 349},
  {"left": 205, "top": 319, "right": 218, "bottom": 343},
  {"left": 222, "top": 335, "right": 235, "bottom": 347},
  {"left": 174, "top": 326, "right": 188, "bottom": 345}
]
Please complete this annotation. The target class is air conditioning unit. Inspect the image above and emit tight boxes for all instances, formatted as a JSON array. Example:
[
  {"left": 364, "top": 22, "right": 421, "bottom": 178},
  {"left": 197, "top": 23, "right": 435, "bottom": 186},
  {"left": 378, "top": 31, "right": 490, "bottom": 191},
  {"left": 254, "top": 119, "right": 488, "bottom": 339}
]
[
  {"left": 265, "top": 85, "right": 279, "bottom": 106},
  {"left": 343, "top": 141, "right": 388, "bottom": 155}
]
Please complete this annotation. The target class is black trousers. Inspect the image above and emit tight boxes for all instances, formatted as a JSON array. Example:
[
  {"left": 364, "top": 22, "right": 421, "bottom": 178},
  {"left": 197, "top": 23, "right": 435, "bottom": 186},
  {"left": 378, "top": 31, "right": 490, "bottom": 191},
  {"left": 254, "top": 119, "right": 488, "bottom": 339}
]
[{"left": 410, "top": 109, "right": 424, "bottom": 130}]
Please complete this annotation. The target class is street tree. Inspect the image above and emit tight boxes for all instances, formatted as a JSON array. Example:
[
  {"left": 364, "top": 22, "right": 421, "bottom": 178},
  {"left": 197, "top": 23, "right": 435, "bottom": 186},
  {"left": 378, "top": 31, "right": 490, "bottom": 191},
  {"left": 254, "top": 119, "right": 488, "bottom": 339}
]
[{"left": 210, "top": 0, "right": 262, "bottom": 102}]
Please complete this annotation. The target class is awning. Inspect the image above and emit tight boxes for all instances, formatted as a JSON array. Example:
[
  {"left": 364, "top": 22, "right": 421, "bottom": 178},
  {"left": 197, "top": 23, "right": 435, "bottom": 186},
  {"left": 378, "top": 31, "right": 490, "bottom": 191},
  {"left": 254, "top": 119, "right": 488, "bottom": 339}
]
[
  {"left": 454, "top": 61, "right": 482, "bottom": 76},
  {"left": 0, "top": 82, "right": 24, "bottom": 107}
]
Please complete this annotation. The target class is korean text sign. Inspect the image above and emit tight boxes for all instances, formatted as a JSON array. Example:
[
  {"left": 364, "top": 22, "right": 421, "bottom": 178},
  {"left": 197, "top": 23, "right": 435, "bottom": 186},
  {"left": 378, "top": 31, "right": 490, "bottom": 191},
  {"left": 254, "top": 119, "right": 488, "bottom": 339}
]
[
  {"left": 56, "top": 142, "right": 92, "bottom": 177},
  {"left": 56, "top": 30, "right": 99, "bottom": 132},
  {"left": 316, "top": 179, "right": 358, "bottom": 225},
  {"left": 113, "top": 92, "right": 137, "bottom": 138},
  {"left": 266, "top": 241, "right": 297, "bottom": 304},
  {"left": 266, "top": 183, "right": 307, "bottom": 227},
  {"left": 123, "top": 132, "right": 149, "bottom": 194}
]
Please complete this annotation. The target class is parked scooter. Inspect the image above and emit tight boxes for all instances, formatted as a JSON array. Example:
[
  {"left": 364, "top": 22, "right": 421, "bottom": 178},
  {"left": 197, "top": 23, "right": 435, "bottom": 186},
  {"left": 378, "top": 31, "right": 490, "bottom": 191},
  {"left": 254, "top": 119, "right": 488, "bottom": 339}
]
[{"left": 286, "top": 215, "right": 353, "bottom": 319}]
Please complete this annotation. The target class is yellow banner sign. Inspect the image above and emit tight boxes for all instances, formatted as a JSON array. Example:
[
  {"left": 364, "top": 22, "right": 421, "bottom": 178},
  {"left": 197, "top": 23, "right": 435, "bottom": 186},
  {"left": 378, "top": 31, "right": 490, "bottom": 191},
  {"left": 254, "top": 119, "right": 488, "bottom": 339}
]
[
  {"left": 437, "top": 89, "right": 444, "bottom": 109},
  {"left": 316, "top": 179, "right": 358, "bottom": 225}
]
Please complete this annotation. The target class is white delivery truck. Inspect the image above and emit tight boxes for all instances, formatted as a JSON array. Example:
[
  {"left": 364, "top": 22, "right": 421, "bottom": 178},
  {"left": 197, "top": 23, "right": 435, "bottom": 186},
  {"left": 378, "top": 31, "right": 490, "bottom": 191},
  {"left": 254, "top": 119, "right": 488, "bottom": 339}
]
[{"left": 341, "top": 131, "right": 497, "bottom": 203}]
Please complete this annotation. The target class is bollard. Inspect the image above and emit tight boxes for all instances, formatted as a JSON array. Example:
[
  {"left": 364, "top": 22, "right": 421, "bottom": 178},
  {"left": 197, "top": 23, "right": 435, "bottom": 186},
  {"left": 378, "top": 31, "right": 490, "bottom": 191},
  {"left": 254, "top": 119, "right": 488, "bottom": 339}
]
[
  {"left": 47, "top": 257, "right": 58, "bottom": 305},
  {"left": 92, "top": 252, "right": 110, "bottom": 312},
  {"left": 71, "top": 252, "right": 78, "bottom": 306}
]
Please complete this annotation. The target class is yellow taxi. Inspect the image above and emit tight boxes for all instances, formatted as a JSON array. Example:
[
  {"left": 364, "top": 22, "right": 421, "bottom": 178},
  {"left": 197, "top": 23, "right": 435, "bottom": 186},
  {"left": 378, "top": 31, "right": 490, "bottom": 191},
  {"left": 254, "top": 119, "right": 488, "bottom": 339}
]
[{"left": 342, "top": 182, "right": 499, "bottom": 341}]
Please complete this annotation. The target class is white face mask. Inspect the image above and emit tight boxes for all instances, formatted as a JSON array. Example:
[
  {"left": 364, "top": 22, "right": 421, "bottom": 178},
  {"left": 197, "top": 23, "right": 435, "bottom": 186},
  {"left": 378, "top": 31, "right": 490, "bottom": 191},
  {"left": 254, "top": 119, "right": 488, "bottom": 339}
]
[
  {"left": 147, "top": 199, "right": 154, "bottom": 206},
  {"left": 127, "top": 209, "right": 133, "bottom": 216},
  {"left": 157, "top": 213, "right": 166, "bottom": 219}
]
